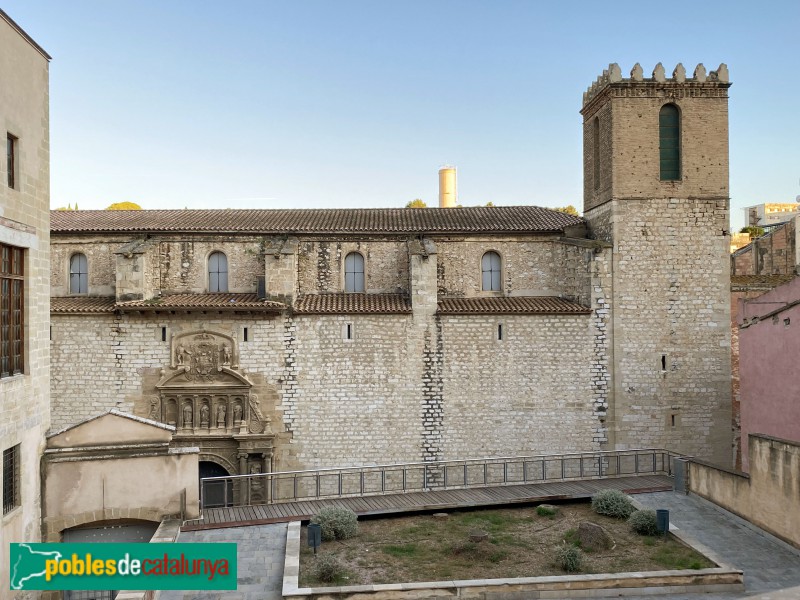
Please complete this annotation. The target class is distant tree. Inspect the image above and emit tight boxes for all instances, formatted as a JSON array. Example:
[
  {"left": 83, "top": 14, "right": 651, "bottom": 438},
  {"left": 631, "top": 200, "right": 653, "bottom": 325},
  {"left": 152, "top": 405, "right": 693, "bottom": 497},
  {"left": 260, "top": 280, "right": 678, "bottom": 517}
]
[
  {"left": 405, "top": 199, "right": 427, "bottom": 208},
  {"left": 739, "top": 226, "right": 764, "bottom": 238},
  {"left": 106, "top": 201, "right": 142, "bottom": 210},
  {"left": 54, "top": 203, "right": 77, "bottom": 211},
  {"left": 485, "top": 202, "right": 495, "bottom": 207},
  {"left": 555, "top": 205, "right": 579, "bottom": 216}
]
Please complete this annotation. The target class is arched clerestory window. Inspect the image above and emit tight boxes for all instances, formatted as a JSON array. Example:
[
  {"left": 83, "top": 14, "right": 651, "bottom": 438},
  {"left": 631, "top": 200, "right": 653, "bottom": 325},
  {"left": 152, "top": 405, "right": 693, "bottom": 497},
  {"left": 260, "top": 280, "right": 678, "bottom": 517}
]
[
  {"left": 659, "top": 104, "right": 681, "bottom": 181},
  {"left": 208, "top": 251, "right": 228, "bottom": 292},
  {"left": 69, "top": 253, "right": 88, "bottom": 294},
  {"left": 344, "top": 252, "right": 365, "bottom": 293},
  {"left": 481, "top": 251, "right": 502, "bottom": 292}
]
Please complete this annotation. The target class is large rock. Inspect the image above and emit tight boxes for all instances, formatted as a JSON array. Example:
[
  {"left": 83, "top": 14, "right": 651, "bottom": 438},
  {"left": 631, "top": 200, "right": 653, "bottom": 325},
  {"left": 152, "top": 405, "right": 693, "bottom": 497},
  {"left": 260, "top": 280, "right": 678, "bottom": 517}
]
[{"left": 576, "top": 521, "right": 613, "bottom": 551}]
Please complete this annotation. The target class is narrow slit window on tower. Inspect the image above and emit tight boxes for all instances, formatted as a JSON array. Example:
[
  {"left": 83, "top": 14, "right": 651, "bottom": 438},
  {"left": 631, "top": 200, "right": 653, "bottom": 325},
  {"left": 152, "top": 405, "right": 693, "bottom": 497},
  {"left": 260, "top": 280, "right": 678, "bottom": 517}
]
[
  {"left": 343, "top": 322, "right": 354, "bottom": 340},
  {"left": 243, "top": 327, "right": 249, "bottom": 342},
  {"left": 69, "top": 253, "right": 88, "bottom": 294},
  {"left": 497, "top": 323, "right": 504, "bottom": 341},
  {"left": 161, "top": 327, "right": 167, "bottom": 342},
  {"left": 659, "top": 104, "right": 681, "bottom": 181},
  {"left": 661, "top": 354, "right": 667, "bottom": 372},
  {"left": 593, "top": 116, "right": 600, "bottom": 190}
]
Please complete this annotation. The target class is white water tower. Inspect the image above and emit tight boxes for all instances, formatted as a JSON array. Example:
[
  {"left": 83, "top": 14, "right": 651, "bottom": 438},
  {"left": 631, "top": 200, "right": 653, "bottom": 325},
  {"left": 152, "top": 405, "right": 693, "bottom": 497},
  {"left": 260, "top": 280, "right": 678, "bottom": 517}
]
[{"left": 438, "top": 166, "right": 457, "bottom": 208}]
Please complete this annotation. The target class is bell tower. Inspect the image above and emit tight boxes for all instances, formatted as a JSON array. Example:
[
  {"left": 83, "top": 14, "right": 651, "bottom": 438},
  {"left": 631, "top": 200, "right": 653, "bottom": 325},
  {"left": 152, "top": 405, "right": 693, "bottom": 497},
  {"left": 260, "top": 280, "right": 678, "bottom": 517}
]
[{"left": 581, "top": 62, "right": 732, "bottom": 465}]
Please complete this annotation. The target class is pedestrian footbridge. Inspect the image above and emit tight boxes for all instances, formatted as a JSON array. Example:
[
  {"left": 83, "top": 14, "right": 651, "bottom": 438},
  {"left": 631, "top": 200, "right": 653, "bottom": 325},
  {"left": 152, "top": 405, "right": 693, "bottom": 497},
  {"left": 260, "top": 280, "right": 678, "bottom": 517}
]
[{"left": 184, "top": 449, "right": 680, "bottom": 531}]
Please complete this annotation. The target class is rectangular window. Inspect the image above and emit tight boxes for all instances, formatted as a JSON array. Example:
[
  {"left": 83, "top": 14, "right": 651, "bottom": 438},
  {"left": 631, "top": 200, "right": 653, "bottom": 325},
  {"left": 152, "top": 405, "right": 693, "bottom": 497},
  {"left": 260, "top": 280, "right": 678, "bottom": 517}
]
[
  {"left": 3, "top": 444, "right": 20, "bottom": 514},
  {"left": 6, "top": 134, "right": 16, "bottom": 189},
  {"left": 1, "top": 243, "right": 24, "bottom": 378}
]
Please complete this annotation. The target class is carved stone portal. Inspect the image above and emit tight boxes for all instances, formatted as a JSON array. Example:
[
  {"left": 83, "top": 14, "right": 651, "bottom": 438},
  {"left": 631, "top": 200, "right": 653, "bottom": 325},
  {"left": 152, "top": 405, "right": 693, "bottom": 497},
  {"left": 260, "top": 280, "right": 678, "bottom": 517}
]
[{"left": 150, "top": 329, "right": 274, "bottom": 476}]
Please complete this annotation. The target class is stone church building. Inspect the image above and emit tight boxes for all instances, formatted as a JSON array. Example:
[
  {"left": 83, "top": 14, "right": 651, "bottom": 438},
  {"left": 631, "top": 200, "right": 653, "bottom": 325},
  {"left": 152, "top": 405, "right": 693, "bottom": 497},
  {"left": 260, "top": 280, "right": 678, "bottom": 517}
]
[{"left": 49, "top": 62, "right": 733, "bottom": 484}]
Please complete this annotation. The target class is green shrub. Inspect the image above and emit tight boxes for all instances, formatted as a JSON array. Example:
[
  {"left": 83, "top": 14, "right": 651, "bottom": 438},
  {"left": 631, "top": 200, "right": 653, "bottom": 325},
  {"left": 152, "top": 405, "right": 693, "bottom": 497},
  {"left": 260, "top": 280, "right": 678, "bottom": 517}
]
[
  {"left": 628, "top": 509, "right": 660, "bottom": 536},
  {"left": 591, "top": 489, "right": 635, "bottom": 519},
  {"left": 556, "top": 543, "right": 582, "bottom": 572},
  {"left": 312, "top": 553, "right": 346, "bottom": 583},
  {"left": 536, "top": 505, "right": 556, "bottom": 517},
  {"left": 311, "top": 506, "right": 359, "bottom": 541}
]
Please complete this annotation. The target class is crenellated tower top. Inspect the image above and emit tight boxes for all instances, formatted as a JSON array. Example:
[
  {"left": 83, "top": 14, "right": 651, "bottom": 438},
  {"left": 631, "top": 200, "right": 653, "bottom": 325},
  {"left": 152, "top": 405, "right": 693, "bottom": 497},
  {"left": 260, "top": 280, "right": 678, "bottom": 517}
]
[{"left": 581, "top": 62, "right": 730, "bottom": 111}]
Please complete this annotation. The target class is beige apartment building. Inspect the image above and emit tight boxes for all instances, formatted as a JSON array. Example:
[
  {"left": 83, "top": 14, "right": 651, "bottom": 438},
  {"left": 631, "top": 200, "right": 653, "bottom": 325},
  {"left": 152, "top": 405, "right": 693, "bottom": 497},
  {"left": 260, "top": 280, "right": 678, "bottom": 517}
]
[
  {"left": 743, "top": 202, "right": 799, "bottom": 227},
  {"left": 0, "top": 7, "right": 51, "bottom": 595}
]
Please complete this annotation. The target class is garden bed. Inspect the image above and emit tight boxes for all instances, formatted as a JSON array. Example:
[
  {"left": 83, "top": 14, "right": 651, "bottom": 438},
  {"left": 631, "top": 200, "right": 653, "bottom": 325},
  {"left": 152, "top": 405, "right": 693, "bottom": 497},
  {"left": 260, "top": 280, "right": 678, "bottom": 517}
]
[
  {"left": 282, "top": 500, "right": 744, "bottom": 600},
  {"left": 297, "top": 502, "right": 713, "bottom": 586}
]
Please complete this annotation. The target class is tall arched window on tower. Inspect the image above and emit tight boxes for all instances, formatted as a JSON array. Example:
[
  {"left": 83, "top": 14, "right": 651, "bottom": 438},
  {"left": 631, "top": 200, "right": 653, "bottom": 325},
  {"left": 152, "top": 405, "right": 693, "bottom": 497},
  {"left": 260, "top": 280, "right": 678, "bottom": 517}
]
[
  {"left": 593, "top": 116, "right": 601, "bottom": 190},
  {"left": 344, "top": 252, "right": 365, "bottom": 293},
  {"left": 69, "top": 253, "right": 88, "bottom": 294},
  {"left": 208, "top": 251, "right": 228, "bottom": 292},
  {"left": 481, "top": 251, "right": 502, "bottom": 292},
  {"left": 659, "top": 104, "right": 681, "bottom": 181}
]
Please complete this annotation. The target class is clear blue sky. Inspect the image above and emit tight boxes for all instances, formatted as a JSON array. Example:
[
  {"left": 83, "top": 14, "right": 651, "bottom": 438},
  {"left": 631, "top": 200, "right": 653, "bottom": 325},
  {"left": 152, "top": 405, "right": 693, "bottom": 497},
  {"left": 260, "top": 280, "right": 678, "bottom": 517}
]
[{"left": 4, "top": 0, "right": 798, "bottom": 228}]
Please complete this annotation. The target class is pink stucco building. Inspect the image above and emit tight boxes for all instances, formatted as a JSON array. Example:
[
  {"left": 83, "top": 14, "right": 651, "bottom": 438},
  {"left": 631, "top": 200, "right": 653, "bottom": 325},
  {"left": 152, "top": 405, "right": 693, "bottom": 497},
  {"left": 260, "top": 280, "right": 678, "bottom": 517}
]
[{"left": 738, "top": 275, "right": 800, "bottom": 471}]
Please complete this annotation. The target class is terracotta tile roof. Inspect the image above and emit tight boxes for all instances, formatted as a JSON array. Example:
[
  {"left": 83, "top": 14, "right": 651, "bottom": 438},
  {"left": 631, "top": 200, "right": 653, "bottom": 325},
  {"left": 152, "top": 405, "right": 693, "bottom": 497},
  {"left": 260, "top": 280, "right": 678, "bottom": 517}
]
[
  {"left": 51, "top": 296, "right": 116, "bottom": 313},
  {"left": 117, "top": 293, "right": 285, "bottom": 312},
  {"left": 437, "top": 296, "right": 591, "bottom": 315},
  {"left": 293, "top": 293, "right": 412, "bottom": 314},
  {"left": 51, "top": 206, "right": 584, "bottom": 235},
  {"left": 731, "top": 274, "right": 795, "bottom": 291}
]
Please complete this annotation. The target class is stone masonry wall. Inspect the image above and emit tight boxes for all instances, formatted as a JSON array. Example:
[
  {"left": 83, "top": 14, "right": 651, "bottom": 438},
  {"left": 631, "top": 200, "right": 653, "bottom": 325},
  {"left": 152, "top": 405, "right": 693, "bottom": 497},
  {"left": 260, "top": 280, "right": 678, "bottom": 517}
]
[
  {"left": 606, "top": 198, "right": 731, "bottom": 463},
  {"left": 50, "top": 237, "right": 119, "bottom": 297},
  {"left": 441, "top": 314, "right": 598, "bottom": 458},
  {"left": 436, "top": 238, "right": 577, "bottom": 298},
  {"left": 51, "top": 315, "right": 284, "bottom": 423},
  {"left": 52, "top": 307, "right": 603, "bottom": 471},
  {"left": 287, "top": 314, "right": 425, "bottom": 467},
  {"left": 49, "top": 227, "right": 603, "bottom": 472},
  {"left": 583, "top": 100, "right": 613, "bottom": 212},
  {"left": 296, "top": 240, "right": 409, "bottom": 295},
  {"left": 157, "top": 237, "right": 264, "bottom": 294}
]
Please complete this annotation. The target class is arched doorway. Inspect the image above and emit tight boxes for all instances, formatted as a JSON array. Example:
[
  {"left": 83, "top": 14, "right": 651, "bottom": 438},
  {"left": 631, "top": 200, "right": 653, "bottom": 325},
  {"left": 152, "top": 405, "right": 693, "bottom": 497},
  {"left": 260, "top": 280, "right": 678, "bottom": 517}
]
[{"left": 199, "top": 460, "right": 233, "bottom": 508}]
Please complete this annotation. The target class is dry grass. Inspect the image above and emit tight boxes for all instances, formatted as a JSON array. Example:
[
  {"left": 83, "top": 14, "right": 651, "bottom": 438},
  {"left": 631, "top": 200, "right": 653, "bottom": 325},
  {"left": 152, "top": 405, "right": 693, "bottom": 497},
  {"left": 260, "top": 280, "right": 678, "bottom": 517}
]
[{"left": 298, "top": 502, "right": 714, "bottom": 587}]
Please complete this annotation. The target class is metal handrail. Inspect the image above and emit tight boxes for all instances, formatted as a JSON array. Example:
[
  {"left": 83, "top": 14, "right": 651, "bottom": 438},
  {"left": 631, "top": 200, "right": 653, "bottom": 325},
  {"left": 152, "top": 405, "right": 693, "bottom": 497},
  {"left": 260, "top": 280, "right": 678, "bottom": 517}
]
[
  {"left": 201, "top": 448, "right": 684, "bottom": 482},
  {"left": 200, "top": 448, "right": 683, "bottom": 509}
]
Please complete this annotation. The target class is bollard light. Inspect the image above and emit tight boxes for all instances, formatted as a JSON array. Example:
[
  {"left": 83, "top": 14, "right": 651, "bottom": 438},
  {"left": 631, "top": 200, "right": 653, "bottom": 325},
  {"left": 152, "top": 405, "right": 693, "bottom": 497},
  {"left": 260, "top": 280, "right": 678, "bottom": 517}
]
[
  {"left": 656, "top": 509, "right": 669, "bottom": 536},
  {"left": 308, "top": 523, "right": 322, "bottom": 554}
]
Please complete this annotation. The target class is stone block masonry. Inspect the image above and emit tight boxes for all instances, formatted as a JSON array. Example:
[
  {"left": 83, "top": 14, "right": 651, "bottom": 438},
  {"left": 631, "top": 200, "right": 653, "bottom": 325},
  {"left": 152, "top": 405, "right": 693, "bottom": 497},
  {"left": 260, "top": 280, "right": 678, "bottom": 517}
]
[
  {"left": 583, "top": 63, "right": 733, "bottom": 465},
  {"left": 607, "top": 198, "right": 731, "bottom": 462},
  {"left": 51, "top": 308, "right": 605, "bottom": 471}
]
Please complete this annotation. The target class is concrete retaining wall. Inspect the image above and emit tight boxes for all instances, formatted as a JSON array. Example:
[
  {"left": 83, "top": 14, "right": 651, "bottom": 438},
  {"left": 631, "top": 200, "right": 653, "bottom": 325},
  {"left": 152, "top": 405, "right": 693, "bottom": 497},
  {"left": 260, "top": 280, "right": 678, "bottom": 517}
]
[{"left": 688, "top": 434, "right": 800, "bottom": 549}]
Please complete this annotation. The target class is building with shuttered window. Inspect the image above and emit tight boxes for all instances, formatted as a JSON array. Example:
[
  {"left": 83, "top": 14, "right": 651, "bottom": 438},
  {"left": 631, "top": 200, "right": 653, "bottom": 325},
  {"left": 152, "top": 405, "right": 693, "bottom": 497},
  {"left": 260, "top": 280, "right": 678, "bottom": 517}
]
[{"left": 0, "top": 8, "right": 51, "bottom": 594}]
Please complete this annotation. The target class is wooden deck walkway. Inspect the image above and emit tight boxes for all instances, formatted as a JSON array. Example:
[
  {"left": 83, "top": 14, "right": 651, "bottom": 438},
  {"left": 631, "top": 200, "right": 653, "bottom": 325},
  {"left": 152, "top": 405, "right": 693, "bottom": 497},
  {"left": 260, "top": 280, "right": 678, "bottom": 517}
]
[{"left": 183, "top": 474, "right": 672, "bottom": 531}]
